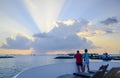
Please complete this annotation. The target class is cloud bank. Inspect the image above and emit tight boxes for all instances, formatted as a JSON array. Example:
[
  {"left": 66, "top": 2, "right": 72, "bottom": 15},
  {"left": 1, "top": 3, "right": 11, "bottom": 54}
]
[
  {"left": 1, "top": 35, "right": 32, "bottom": 50},
  {"left": 1, "top": 17, "right": 120, "bottom": 54},
  {"left": 1, "top": 19, "right": 96, "bottom": 54}
]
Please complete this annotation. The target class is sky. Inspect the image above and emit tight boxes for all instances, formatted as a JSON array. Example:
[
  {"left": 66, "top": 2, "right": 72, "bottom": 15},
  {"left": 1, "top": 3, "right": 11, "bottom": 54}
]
[{"left": 0, "top": 0, "right": 120, "bottom": 55}]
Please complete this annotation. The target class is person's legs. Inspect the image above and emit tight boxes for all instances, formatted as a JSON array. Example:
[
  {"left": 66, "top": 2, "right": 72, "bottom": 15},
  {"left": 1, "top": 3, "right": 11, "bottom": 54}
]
[
  {"left": 86, "top": 60, "right": 90, "bottom": 72},
  {"left": 76, "top": 63, "right": 80, "bottom": 73},
  {"left": 77, "top": 65, "right": 80, "bottom": 73},
  {"left": 87, "top": 64, "right": 90, "bottom": 72},
  {"left": 83, "top": 65, "right": 85, "bottom": 72},
  {"left": 81, "top": 65, "right": 84, "bottom": 72},
  {"left": 83, "top": 61, "right": 87, "bottom": 72},
  {"left": 77, "top": 63, "right": 84, "bottom": 72},
  {"left": 80, "top": 62, "right": 84, "bottom": 72}
]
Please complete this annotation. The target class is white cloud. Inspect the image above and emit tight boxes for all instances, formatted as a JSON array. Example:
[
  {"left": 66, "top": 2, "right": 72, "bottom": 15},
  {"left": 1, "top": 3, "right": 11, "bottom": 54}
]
[
  {"left": 32, "top": 19, "right": 96, "bottom": 53},
  {"left": 33, "top": 34, "right": 94, "bottom": 52},
  {"left": 48, "top": 19, "right": 90, "bottom": 37},
  {"left": 1, "top": 19, "right": 96, "bottom": 54},
  {"left": 1, "top": 35, "right": 33, "bottom": 50},
  {"left": 62, "top": 19, "right": 75, "bottom": 26}
]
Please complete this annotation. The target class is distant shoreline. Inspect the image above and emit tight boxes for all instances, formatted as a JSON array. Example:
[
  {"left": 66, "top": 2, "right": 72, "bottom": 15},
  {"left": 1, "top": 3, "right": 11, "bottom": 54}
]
[{"left": 0, "top": 55, "right": 14, "bottom": 58}]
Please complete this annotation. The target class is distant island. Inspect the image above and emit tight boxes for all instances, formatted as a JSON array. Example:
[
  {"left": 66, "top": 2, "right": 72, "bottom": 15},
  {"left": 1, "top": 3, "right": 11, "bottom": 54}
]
[
  {"left": 55, "top": 53, "right": 120, "bottom": 61},
  {"left": 0, "top": 55, "right": 14, "bottom": 58}
]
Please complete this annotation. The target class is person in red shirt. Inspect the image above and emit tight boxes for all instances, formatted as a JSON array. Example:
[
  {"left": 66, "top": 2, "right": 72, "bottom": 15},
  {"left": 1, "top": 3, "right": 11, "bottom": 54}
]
[{"left": 74, "top": 50, "right": 83, "bottom": 73}]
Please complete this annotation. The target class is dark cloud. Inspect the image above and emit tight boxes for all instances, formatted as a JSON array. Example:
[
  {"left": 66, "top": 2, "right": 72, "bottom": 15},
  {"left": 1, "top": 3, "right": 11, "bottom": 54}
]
[
  {"left": 1, "top": 35, "right": 32, "bottom": 50},
  {"left": 101, "top": 17, "right": 118, "bottom": 25},
  {"left": 105, "top": 30, "right": 114, "bottom": 34},
  {"left": 33, "top": 33, "right": 52, "bottom": 38}
]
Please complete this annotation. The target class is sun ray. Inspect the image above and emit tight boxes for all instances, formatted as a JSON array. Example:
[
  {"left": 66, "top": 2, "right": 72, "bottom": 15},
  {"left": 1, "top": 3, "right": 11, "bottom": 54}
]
[{"left": 24, "top": 0, "right": 65, "bottom": 32}]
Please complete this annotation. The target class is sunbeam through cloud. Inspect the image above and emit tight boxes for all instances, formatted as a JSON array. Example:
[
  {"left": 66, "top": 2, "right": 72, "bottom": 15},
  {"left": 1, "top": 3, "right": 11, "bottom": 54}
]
[{"left": 24, "top": 0, "right": 65, "bottom": 32}]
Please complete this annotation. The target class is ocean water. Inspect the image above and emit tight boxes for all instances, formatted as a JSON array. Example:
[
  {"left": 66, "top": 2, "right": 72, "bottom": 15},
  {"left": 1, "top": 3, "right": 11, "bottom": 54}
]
[
  {"left": 0, "top": 55, "right": 75, "bottom": 78},
  {"left": 0, "top": 55, "right": 119, "bottom": 78}
]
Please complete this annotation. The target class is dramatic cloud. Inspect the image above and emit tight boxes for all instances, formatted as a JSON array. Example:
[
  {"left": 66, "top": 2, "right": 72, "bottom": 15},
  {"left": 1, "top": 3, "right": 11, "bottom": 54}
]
[
  {"left": 3, "top": 18, "right": 120, "bottom": 54},
  {"left": 33, "top": 34, "right": 94, "bottom": 52},
  {"left": 1, "top": 19, "right": 96, "bottom": 54},
  {"left": 32, "top": 20, "right": 96, "bottom": 53},
  {"left": 101, "top": 17, "right": 118, "bottom": 25},
  {"left": 1, "top": 35, "right": 33, "bottom": 50}
]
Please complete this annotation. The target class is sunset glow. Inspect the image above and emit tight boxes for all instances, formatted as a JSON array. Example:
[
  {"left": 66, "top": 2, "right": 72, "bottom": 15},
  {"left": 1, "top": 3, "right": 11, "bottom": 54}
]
[{"left": 0, "top": 0, "right": 120, "bottom": 55}]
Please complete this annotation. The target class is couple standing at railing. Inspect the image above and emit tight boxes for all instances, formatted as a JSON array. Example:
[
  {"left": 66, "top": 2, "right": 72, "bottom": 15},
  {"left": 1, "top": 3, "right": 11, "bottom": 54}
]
[{"left": 74, "top": 49, "right": 90, "bottom": 73}]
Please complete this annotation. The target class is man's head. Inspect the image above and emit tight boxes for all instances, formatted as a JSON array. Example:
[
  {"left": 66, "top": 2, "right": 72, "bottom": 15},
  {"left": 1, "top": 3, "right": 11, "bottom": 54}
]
[
  {"left": 85, "top": 49, "right": 88, "bottom": 53},
  {"left": 77, "top": 50, "right": 79, "bottom": 53}
]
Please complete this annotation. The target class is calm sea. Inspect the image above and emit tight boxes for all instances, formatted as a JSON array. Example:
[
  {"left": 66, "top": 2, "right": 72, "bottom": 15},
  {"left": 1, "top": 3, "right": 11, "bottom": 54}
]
[
  {"left": 0, "top": 55, "right": 119, "bottom": 78},
  {"left": 0, "top": 55, "right": 75, "bottom": 78}
]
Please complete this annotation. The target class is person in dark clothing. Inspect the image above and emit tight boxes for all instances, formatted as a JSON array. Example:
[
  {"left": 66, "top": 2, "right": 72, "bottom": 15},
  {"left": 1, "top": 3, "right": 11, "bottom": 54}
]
[{"left": 74, "top": 50, "right": 83, "bottom": 73}]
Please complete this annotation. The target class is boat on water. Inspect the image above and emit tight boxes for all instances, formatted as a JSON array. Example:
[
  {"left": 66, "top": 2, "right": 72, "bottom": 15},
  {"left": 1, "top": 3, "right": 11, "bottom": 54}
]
[
  {"left": 112, "top": 56, "right": 120, "bottom": 60},
  {"left": 99, "top": 53, "right": 112, "bottom": 61},
  {"left": 13, "top": 62, "right": 120, "bottom": 78},
  {"left": 89, "top": 53, "right": 120, "bottom": 61},
  {"left": 13, "top": 63, "right": 77, "bottom": 78},
  {"left": 89, "top": 53, "right": 99, "bottom": 59}
]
